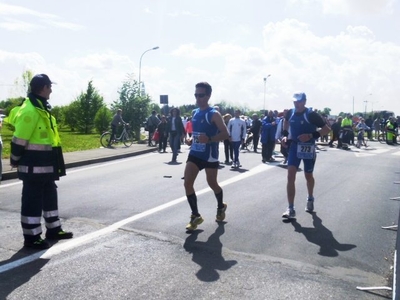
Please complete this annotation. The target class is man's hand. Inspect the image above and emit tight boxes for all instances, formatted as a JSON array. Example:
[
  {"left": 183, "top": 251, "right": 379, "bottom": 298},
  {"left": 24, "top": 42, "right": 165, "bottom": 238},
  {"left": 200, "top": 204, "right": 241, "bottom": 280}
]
[
  {"left": 197, "top": 133, "right": 209, "bottom": 144},
  {"left": 298, "top": 133, "right": 312, "bottom": 143},
  {"left": 281, "top": 136, "right": 288, "bottom": 148}
]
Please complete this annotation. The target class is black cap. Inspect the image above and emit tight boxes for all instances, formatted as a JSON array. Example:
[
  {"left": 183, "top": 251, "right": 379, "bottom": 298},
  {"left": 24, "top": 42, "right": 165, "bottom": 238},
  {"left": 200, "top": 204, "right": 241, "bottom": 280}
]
[{"left": 30, "top": 74, "right": 54, "bottom": 89}]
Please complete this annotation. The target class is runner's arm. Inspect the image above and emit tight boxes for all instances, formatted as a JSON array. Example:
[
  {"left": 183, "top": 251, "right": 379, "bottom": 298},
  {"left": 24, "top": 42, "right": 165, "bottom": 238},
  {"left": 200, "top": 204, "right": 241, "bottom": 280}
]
[{"left": 210, "top": 111, "right": 229, "bottom": 142}]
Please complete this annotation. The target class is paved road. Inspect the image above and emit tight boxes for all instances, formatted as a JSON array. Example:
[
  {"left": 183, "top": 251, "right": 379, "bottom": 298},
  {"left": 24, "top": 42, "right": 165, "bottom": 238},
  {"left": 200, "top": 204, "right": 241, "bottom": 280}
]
[
  {"left": 0, "top": 142, "right": 399, "bottom": 299},
  {"left": 1, "top": 143, "right": 157, "bottom": 181}
]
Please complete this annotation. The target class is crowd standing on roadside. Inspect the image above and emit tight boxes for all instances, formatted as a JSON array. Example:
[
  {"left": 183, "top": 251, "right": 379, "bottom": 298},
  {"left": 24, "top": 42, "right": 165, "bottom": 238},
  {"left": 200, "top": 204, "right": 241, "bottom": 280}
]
[{"left": 9, "top": 74, "right": 73, "bottom": 249}]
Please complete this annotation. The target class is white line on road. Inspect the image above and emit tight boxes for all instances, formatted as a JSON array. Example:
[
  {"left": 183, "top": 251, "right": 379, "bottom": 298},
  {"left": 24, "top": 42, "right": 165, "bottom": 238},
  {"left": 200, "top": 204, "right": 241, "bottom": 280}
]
[
  {"left": 0, "top": 153, "right": 157, "bottom": 189},
  {"left": 0, "top": 163, "right": 274, "bottom": 274}
]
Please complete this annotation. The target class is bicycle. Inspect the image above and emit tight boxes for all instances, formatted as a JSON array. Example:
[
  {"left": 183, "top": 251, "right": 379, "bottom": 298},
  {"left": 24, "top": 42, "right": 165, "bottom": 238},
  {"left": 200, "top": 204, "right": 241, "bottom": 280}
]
[
  {"left": 241, "top": 130, "right": 254, "bottom": 151},
  {"left": 100, "top": 124, "right": 134, "bottom": 148},
  {"left": 377, "top": 131, "right": 386, "bottom": 144}
]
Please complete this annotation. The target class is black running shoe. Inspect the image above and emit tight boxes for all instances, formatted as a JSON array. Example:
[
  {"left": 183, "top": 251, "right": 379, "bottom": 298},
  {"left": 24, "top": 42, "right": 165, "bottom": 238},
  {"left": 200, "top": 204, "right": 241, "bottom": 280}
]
[
  {"left": 24, "top": 238, "right": 50, "bottom": 249},
  {"left": 46, "top": 230, "right": 73, "bottom": 240}
]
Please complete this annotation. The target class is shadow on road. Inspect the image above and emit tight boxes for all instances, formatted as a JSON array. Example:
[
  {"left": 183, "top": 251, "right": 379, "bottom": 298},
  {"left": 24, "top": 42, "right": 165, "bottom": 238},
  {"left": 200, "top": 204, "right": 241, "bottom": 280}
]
[
  {"left": 183, "top": 222, "right": 237, "bottom": 282},
  {"left": 291, "top": 213, "right": 357, "bottom": 257},
  {"left": 0, "top": 248, "right": 49, "bottom": 299}
]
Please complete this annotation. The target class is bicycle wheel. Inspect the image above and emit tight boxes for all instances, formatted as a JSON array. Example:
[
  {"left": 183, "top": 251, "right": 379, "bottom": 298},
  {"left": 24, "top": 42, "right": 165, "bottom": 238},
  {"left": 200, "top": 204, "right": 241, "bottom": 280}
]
[
  {"left": 123, "top": 132, "right": 134, "bottom": 147},
  {"left": 100, "top": 132, "right": 112, "bottom": 148},
  {"left": 377, "top": 133, "right": 386, "bottom": 144}
]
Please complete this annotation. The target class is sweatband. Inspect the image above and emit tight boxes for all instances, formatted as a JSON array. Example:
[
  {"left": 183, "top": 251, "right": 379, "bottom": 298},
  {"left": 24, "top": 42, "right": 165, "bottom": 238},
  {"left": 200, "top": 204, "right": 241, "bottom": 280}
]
[{"left": 312, "top": 131, "right": 321, "bottom": 139}]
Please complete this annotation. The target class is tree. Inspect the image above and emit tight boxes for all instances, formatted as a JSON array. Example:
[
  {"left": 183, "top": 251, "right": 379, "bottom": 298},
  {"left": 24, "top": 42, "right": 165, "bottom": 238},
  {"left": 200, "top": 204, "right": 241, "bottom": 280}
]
[
  {"left": 112, "top": 74, "right": 152, "bottom": 140},
  {"left": 50, "top": 105, "right": 64, "bottom": 129},
  {"left": 320, "top": 107, "right": 331, "bottom": 116},
  {"left": 75, "top": 81, "right": 105, "bottom": 134},
  {"left": 63, "top": 100, "right": 80, "bottom": 131},
  {"left": 94, "top": 106, "right": 112, "bottom": 134},
  {"left": 14, "top": 70, "right": 34, "bottom": 96}
]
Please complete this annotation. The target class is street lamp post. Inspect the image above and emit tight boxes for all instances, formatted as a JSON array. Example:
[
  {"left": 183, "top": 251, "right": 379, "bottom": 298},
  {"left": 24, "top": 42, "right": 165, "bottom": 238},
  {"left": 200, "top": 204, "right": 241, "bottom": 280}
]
[
  {"left": 138, "top": 46, "right": 159, "bottom": 95},
  {"left": 263, "top": 74, "right": 271, "bottom": 113},
  {"left": 363, "top": 93, "right": 372, "bottom": 117},
  {"left": 371, "top": 100, "right": 379, "bottom": 113}
]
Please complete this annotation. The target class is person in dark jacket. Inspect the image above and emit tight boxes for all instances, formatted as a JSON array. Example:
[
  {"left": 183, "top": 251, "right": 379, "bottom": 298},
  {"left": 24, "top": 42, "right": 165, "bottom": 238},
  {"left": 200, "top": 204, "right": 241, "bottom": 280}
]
[
  {"left": 328, "top": 116, "right": 342, "bottom": 148},
  {"left": 147, "top": 110, "right": 160, "bottom": 146},
  {"left": 109, "top": 109, "right": 127, "bottom": 147},
  {"left": 10, "top": 74, "right": 73, "bottom": 249},
  {"left": 167, "top": 108, "right": 185, "bottom": 163},
  {"left": 250, "top": 113, "right": 262, "bottom": 152},
  {"left": 260, "top": 110, "right": 277, "bottom": 162},
  {"left": 157, "top": 115, "right": 168, "bottom": 152}
]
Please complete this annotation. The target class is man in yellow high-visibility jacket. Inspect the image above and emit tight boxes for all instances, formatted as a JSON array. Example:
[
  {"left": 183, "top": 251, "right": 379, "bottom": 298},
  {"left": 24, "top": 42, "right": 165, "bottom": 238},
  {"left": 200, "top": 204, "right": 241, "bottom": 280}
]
[
  {"left": 386, "top": 117, "right": 396, "bottom": 145},
  {"left": 10, "top": 74, "right": 73, "bottom": 249}
]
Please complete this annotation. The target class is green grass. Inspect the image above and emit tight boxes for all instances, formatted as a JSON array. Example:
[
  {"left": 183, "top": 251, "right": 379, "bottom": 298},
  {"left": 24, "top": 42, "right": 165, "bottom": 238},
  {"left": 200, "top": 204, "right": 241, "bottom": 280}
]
[
  {"left": 1, "top": 126, "right": 147, "bottom": 159},
  {"left": 58, "top": 130, "right": 102, "bottom": 153}
]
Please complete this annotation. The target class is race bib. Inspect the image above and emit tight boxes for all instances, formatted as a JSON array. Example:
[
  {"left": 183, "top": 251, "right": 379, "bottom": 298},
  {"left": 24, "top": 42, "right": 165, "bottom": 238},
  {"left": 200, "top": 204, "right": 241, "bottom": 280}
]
[
  {"left": 191, "top": 132, "right": 206, "bottom": 152},
  {"left": 297, "top": 142, "right": 315, "bottom": 159}
]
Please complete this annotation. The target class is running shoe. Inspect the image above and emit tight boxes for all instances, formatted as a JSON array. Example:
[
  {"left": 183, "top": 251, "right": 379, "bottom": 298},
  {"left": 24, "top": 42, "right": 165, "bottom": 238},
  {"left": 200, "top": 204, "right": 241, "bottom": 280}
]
[
  {"left": 305, "top": 200, "right": 314, "bottom": 213},
  {"left": 185, "top": 215, "right": 204, "bottom": 231},
  {"left": 216, "top": 203, "right": 227, "bottom": 222},
  {"left": 282, "top": 208, "right": 296, "bottom": 219},
  {"left": 46, "top": 230, "right": 73, "bottom": 240},
  {"left": 24, "top": 238, "right": 50, "bottom": 249}
]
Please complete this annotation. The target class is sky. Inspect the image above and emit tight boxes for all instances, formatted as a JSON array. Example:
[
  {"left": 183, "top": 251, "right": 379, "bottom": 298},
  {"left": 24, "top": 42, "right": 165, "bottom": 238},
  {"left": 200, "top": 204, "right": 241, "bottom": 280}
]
[{"left": 0, "top": 0, "right": 399, "bottom": 116}]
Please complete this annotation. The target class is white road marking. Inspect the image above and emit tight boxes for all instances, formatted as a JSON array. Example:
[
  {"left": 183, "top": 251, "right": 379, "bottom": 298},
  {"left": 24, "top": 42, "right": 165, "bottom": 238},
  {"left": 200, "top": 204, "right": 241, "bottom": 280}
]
[
  {"left": 0, "top": 163, "right": 274, "bottom": 273},
  {"left": 0, "top": 153, "right": 157, "bottom": 188}
]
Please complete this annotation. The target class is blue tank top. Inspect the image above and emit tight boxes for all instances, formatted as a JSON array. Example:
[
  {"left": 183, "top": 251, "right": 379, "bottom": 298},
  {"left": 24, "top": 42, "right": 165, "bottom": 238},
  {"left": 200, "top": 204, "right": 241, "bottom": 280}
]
[
  {"left": 289, "top": 108, "right": 317, "bottom": 143},
  {"left": 189, "top": 107, "right": 219, "bottom": 162}
]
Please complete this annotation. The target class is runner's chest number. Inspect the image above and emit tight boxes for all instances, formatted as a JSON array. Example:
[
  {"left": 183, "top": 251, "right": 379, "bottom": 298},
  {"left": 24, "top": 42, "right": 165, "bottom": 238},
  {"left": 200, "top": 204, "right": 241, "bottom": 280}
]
[{"left": 297, "top": 142, "right": 315, "bottom": 159}]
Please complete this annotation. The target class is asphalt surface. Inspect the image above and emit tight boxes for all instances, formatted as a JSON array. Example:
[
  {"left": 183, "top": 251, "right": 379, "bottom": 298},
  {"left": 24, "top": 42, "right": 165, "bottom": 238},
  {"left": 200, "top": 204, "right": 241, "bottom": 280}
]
[
  {"left": 0, "top": 141, "right": 398, "bottom": 299},
  {"left": 1, "top": 143, "right": 158, "bottom": 181}
]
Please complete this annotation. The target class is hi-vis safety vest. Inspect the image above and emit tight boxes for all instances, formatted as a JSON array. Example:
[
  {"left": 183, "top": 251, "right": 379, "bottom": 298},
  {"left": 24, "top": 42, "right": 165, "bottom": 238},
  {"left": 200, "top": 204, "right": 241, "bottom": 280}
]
[{"left": 10, "top": 97, "right": 65, "bottom": 180}]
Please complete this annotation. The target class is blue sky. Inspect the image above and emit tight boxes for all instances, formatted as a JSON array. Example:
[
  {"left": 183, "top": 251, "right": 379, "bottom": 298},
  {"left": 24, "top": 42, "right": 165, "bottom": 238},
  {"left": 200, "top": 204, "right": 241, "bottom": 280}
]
[{"left": 0, "top": 0, "right": 399, "bottom": 116}]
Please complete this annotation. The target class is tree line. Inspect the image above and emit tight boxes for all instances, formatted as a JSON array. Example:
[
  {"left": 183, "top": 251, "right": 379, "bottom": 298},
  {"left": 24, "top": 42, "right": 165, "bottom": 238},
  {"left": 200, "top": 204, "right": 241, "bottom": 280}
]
[{"left": 3, "top": 70, "right": 370, "bottom": 140}]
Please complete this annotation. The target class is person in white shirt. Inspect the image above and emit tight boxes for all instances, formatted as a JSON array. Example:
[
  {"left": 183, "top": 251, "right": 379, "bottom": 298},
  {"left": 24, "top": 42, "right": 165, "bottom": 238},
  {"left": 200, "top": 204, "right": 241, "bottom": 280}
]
[{"left": 228, "top": 109, "right": 247, "bottom": 168}]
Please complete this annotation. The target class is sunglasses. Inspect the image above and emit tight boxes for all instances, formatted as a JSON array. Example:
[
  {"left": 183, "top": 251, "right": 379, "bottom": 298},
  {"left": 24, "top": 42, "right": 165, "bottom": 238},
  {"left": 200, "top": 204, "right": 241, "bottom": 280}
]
[{"left": 194, "top": 93, "right": 206, "bottom": 98}]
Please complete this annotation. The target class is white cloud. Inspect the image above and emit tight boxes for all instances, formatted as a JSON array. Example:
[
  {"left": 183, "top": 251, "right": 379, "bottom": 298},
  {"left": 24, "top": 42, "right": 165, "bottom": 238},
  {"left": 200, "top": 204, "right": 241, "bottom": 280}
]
[
  {"left": 288, "top": 0, "right": 395, "bottom": 15},
  {"left": 168, "top": 10, "right": 198, "bottom": 17},
  {"left": 0, "top": 3, "right": 83, "bottom": 32},
  {"left": 0, "top": 18, "right": 41, "bottom": 32},
  {"left": 43, "top": 19, "right": 84, "bottom": 31},
  {"left": 0, "top": 2, "right": 399, "bottom": 115},
  {"left": 322, "top": 0, "right": 395, "bottom": 15},
  {"left": 67, "top": 52, "right": 132, "bottom": 71},
  {"left": 0, "top": 3, "right": 57, "bottom": 19}
]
